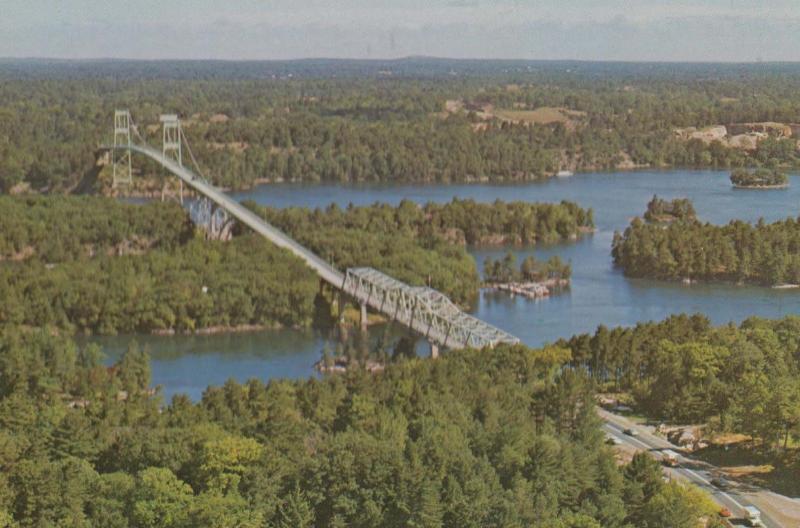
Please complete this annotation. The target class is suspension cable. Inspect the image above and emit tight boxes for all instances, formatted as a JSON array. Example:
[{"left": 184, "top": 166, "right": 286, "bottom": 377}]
[
  {"left": 128, "top": 114, "right": 147, "bottom": 144},
  {"left": 127, "top": 111, "right": 210, "bottom": 185},
  {"left": 179, "top": 126, "right": 209, "bottom": 184}
]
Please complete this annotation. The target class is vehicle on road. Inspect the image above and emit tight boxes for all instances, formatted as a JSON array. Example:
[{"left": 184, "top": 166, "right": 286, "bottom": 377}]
[
  {"left": 743, "top": 505, "right": 763, "bottom": 527},
  {"left": 605, "top": 435, "right": 622, "bottom": 445},
  {"left": 661, "top": 449, "right": 680, "bottom": 466},
  {"left": 711, "top": 476, "right": 732, "bottom": 490},
  {"left": 623, "top": 427, "right": 638, "bottom": 436}
]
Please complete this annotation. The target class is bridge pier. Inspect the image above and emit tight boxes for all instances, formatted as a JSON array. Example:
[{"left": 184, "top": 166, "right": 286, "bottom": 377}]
[
  {"left": 360, "top": 302, "right": 368, "bottom": 332},
  {"left": 430, "top": 343, "right": 439, "bottom": 359},
  {"left": 337, "top": 291, "right": 346, "bottom": 322}
]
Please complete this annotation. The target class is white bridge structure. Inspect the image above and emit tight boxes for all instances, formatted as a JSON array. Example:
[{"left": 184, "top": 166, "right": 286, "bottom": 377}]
[{"left": 102, "top": 110, "right": 520, "bottom": 353}]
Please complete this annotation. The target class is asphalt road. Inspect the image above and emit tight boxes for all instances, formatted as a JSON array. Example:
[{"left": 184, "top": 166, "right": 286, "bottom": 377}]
[{"left": 600, "top": 409, "right": 781, "bottom": 528}]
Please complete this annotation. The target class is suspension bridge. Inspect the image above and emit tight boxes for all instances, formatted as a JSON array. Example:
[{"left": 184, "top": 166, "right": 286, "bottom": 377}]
[{"left": 100, "top": 110, "right": 520, "bottom": 354}]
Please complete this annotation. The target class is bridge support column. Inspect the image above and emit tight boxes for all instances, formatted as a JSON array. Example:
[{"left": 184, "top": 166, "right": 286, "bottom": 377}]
[
  {"left": 360, "top": 302, "right": 368, "bottom": 332},
  {"left": 430, "top": 343, "right": 439, "bottom": 359},
  {"left": 337, "top": 291, "right": 346, "bottom": 321}
]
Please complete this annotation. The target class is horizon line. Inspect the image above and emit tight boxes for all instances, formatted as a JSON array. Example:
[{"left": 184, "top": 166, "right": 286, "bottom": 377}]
[{"left": 0, "top": 55, "right": 796, "bottom": 65}]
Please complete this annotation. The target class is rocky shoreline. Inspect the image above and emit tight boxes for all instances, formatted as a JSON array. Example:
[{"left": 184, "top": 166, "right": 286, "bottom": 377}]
[
  {"left": 314, "top": 356, "right": 385, "bottom": 374},
  {"left": 150, "top": 323, "right": 284, "bottom": 336},
  {"left": 732, "top": 183, "right": 789, "bottom": 190},
  {"left": 484, "top": 278, "right": 570, "bottom": 299}
]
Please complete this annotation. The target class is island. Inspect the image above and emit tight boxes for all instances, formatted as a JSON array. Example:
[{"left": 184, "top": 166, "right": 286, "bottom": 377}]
[
  {"left": 730, "top": 168, "right": 789, "bottom": 189},
  {"left": 612, "top": 198, "right": 800, "bottom": 286},
  {"left": 483, "top": 252, "right": 571, "bottom": 299}
]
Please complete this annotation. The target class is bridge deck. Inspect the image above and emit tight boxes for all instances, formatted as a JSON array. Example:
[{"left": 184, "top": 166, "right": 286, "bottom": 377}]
[
  {"left": 102, "top": 143, "right": 520, "bottom": 349},
  {"left": 107, "top": 143, "right": 344, "bottom": 286}
]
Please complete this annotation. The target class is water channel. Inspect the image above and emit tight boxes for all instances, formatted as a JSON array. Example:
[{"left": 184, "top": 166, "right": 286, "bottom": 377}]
[{"left": 91, "top": 169, "right": 800, "bottom": 400}]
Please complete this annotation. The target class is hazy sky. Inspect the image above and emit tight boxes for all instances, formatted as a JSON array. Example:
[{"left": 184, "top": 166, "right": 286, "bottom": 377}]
[{"left": 2, "top": 0, "right": 799, "bottom": 62}]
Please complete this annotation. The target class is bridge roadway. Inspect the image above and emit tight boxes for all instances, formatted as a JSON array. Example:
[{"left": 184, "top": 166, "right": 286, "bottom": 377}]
[{"left": 101, "top": 143, "right": 520, "bottom": 350}]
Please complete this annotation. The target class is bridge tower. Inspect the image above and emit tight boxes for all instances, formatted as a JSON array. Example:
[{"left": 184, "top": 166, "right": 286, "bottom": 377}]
[
  {"left": 159, "top": 114, "right": 184, "bottom": 203},
  {"left": 112, "top": 110, "right": 133, "bottom": 187}
]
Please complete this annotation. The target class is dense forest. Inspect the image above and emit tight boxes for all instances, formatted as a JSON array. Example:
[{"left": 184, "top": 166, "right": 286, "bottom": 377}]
[
  {"left": 0, "top": 196, "right": 194, "bottom": 262},
  {"left": 612, "top": 199, "right": 800, "bottom": 285},
  {"left": 0, "top": 327, "right": 722, "bottom": 528},
  {"left": 0, "top": 236, "right": 320, "bottom": 334},
  {"left": 558, "top": 314, "right": 800, "bottom": 452},
  {"left": 2, "top": 59, "right": 800, "bottom": 192},
  {"left": 247, "top": 198, "right": 593, "bottom": 247},
  {"left": 0, "top": 196, "right": 591, "bottom": 334}
]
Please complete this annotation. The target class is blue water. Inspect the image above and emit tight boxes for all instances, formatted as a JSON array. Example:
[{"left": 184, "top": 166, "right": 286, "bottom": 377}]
[{"left": 98, "top": 169, "right": 800, "bottom": 400}]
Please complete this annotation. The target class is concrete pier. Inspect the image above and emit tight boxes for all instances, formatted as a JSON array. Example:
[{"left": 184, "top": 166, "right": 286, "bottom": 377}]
[{"left": 360, "top": 302, "right": 368, "bottom": 332}]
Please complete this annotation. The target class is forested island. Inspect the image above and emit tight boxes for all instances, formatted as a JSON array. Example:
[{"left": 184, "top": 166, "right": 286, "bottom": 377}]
[
  {"left": 730, "top": 167, "right": 789, "bottom": 188},
  {"left": 0, "top": 196, "right": 591, "bottom": 334},
  {"left": 0, "top": 325, "right": 725, "bottom": 527},
  {"left": 3, "top": 59, "right": 800, "bottom": 193},
  {"left": 612, "top": 198, "right": 800, "bottom": 285}
]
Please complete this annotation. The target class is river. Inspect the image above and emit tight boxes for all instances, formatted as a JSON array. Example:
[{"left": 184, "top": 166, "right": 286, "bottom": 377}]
[{"left": 91, "top": 169, "right": 800, "bottom": 400}]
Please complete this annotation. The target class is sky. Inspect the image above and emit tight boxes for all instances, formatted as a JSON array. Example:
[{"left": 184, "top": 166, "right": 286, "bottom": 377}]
[{"left": 2, "top": 0, "right": 799, "bottom": 62}]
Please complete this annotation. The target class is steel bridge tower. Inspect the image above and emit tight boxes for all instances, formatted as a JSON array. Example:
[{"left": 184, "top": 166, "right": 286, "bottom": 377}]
[
  {"left": 160, "top": 114, "right": 184, "bottom": 203},
  {"left": 112, "top": 110, "right": 133, "bottom": 187}
]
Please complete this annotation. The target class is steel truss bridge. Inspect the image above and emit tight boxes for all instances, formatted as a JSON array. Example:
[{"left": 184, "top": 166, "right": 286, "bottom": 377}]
[{"left": 101, "top": 110, "right": 519, "bottom": 352}]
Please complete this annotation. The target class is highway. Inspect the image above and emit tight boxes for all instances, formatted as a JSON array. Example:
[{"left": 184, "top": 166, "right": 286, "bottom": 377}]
[{"left": 599, "top": 408, "right": 785, "bottom": 528}]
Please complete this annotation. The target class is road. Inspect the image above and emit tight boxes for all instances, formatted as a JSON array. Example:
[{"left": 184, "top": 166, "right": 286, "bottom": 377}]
[{"left": 599, "top": 408, "right": 789, "bottom": 528}]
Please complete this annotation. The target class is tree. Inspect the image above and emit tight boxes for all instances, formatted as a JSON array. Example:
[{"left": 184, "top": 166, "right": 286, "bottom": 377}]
[
  {"left": 639, "top": 481, "right": 716, "bottom": 528},
  {"left": 623, "top": 452, "right": 664, "bottom": 523},
  {"left": 198, "top": 435, "right": 263, "bottom": 494},
  {"left": 275, "top": 486, "right": 315, "bottom": 528},
  {"left": 131, "top": 468, "right": 193, "bottom": 528}
]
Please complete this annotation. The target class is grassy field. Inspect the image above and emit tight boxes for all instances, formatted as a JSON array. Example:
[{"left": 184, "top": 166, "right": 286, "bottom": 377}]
[{"left": 493, "top": 106, "right": 586, "bottom": 125}]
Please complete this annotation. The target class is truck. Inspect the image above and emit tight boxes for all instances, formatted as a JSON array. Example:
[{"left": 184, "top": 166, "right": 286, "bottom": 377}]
[
  {"left": 743, "top": 506, "right": 763, "bottom": 527},
  {"left": 661, "top": 449, "right": 680, "bottom": 467}
]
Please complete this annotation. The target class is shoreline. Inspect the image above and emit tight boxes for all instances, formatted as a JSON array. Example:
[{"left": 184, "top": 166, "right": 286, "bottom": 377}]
[
  {"left": 732, "top": 183, "right": 789, "bottom": 190},
  {"left": 623, "top": 271, "right": 800, "bottom": 290},
  {"left": 149, "top": 323, "right": 286, "bottom": 336},
  {"left": 483, "top": 279, "right": 570, "bottom": 299}
]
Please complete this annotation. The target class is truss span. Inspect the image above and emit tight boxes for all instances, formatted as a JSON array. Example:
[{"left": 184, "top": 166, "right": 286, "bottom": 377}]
[
  {"left": 342, "top": 268, "right": 519, "bottom": 349},
  {"left": 100, "top": 118, "right": 520, "bottom": 350}
]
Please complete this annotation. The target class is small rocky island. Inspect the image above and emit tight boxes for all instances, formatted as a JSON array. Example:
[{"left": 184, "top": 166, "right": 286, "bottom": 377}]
[
  {"left": 643, "top": 195, "right": 696, "bottom": 223},
  {"left": 483, "top": 252, "right": 571, "bottom": 299},
  {"left": 730, "top": 168, "right": 789, "bottom": 189}
]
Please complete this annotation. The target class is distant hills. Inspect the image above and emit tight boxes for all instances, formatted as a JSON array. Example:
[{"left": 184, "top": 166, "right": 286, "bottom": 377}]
[{"left": 2, "top": 56, "right": 800, "bottom": 80}]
